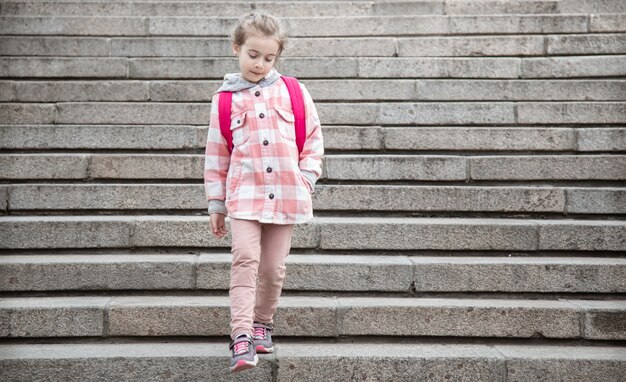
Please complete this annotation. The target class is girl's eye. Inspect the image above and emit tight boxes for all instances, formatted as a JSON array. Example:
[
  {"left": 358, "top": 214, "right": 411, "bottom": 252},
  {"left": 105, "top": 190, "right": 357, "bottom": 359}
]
[
  {"left": 265, "top": 58, "right": 274, "bottom": 62},
  {"left": 248, "top": 54, "right": 257, "bottom": 59}
]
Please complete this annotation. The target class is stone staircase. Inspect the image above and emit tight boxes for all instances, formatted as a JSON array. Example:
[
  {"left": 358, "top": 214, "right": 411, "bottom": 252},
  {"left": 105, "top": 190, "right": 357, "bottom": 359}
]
[{"left": 1, "top": 0, "right": 625, "bottom": 380}]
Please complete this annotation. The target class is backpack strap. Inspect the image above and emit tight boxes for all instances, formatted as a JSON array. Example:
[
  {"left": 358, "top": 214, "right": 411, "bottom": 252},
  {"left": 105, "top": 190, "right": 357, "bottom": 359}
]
[
  {"left": 217, "top": 77, "right": 306, "bottom": 154},
  {"left": 218, "top": 91, "right": 234, "bottom": 153},
  {"left": 281, "top": 76, "right": 306, "bottom": 154}
]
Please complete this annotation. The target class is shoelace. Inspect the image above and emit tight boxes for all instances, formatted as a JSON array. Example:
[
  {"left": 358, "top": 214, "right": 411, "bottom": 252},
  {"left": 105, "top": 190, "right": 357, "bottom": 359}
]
[
  {"left": 233, "top": 340, "right": 250, "bottom": 355},
  {"left": 253, "top": 326, "right": 268, "bottom": 339}
]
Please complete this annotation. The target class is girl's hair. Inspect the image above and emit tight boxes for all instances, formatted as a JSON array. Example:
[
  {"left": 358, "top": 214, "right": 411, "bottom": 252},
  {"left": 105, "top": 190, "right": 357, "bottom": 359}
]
[{"left": 232, "top": 12, "right": 287, "bottom": 58}]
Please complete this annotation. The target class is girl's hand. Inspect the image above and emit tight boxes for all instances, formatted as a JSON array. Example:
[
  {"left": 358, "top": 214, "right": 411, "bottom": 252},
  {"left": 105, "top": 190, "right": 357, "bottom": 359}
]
[{"left": 209, "top": 213, "right": 228, "bottom": 239}]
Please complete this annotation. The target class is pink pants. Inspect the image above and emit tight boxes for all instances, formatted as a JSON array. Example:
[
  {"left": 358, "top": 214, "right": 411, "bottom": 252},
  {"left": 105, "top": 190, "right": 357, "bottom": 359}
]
[{"left": 229, "top": 217, "right": 294, "bottom": 340}]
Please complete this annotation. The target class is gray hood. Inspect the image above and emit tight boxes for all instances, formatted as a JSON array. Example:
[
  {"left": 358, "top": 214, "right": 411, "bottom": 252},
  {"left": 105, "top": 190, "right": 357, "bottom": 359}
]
[{"left": 213, "top": 68, "right": 282, "bottom": 94}]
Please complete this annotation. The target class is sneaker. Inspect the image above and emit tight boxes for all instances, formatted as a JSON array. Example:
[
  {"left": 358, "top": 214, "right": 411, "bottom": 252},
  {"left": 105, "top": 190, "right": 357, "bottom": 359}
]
[
  {"left": 252, "top": 321, "right": 274, "bottom": 353},
  {"left": 229, "top": 333, "right": 258, "bottom": 373}
]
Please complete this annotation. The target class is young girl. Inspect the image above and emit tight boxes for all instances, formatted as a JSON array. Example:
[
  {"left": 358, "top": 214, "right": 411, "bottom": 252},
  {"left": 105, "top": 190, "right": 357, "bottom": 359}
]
[{"left": 203, "top": 12, "right": 324, "bottom": 373}]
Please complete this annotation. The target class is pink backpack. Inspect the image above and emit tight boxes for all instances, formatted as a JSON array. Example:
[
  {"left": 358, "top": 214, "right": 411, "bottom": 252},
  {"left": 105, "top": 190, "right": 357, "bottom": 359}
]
[{"left": 218, "top": 76, "right": 306, "bottom": 154}]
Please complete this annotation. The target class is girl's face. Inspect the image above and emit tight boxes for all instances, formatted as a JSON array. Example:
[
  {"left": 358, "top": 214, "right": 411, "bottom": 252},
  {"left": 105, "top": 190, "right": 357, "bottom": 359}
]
[{"left": 233, "top": 33, "right": 280, "bottom": 83}]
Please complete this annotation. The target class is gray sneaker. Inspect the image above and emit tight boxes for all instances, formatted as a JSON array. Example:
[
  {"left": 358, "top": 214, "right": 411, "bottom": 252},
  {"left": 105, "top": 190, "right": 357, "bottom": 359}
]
[
  {"left": 229, "top": 333, "right": 258, "bottom": 373},
  {"left": 252, "top": 321, "right": 274, "bottom": 353}
]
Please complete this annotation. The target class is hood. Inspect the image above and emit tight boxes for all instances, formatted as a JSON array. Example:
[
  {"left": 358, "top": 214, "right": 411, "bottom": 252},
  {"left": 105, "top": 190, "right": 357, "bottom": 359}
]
[{"left": 213, "top": 68, "right": 282, "bottom": 94}]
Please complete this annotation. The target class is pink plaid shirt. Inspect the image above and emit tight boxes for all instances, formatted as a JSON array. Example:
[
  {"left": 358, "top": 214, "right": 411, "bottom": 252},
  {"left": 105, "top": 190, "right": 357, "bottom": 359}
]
[{"left": 204, "top": 79, "right": 324, "bottom": 224}]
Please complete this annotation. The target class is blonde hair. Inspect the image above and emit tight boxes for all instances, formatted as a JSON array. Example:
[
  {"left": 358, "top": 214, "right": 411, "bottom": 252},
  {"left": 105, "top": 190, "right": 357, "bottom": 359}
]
[{"left": 232, "top": 12, "right": 287, "bottom": 58}]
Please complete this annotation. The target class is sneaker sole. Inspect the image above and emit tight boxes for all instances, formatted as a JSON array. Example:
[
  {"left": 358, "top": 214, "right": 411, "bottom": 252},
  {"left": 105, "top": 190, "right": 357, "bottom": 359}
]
[
  {"left": 230, "top": 355, "right": 258, "bottom": 373},
  {"left": 255, "top": 345, "right": 273, "bottom": 353}
]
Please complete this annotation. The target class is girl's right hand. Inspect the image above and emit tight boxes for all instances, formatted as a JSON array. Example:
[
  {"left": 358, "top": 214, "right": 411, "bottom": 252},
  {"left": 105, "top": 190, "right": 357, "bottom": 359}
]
[{"left": 209, "top": 213, "right": 227, "bottom": 239}]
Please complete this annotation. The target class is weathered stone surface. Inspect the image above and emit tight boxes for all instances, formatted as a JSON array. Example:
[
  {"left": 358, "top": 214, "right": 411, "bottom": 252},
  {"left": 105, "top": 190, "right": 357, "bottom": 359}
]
[
  {"left": 384, "top": 127, "right": 574, "bottom": 150},
  {"left": 0, "top": 16, "right": 148, "bottom": 36},
  {"left": 9, "top": 184, "right": 202, "bottom": 211},
  {"left": 0, "top": 124, "right": 199, "bottom": 149},
  {"left": 571, "top": 299, "right": 626, "bottom": 340},
  {"left": 376, "top": 102, "right": 515, "bottom": 125},
  {"left": 359, "top": 57, "right": 520, "bottom": 78},
  {"left": 272, "top": 297, "right": 338, "bottom": 337},
  {"left": 340, "top": 297, "right": 580, "bottom": 338},
  {"left": 0, "top": 186, "right": 6, "bottom": 212},
  {"left": 131, "top": 216, "right": 319, "bottom": 249},
  {"left": 445, "top": 0, "right": 559, "bottom": 14},
  {"left": 470, "top": 155, "right": 626, "bottom": 180},
  {"left": 317, "top": 217, "right": 538, "bottom": 251},
  {"left": 277, "top": 343, "right": 504, "bottom": 382},
  {"left": 577, "top": 127, "right": 626, "bottom": 151},
  {"left": 314, "top": 185, "right": 565, "bottom": 212},
  {"left": 566, "top": 188, "right": 626, "bottom": 214},
  {"left": 288, "top": 37, "right": 396, "bottom": 57},
  {"left": 558, "top": 0, "right": 626, "bottom": 13},
  {"left": 0, "top": 36, "right": 110, "bottom": 56},
  {"left": 449, "top": 14, "right": 588, "bottom": 34},
  {"left": 0, "top": 1, "right": 376, "bottom": 17},
  {"left": 498, "top": 344, "right": 626, "bottom": 382},
  {"left": 398, "top": 36, "right": 544, "bottom": 56},
  {"left": 198, "top": 253, "right": 413, "bottom": 292},
  {"left": 108, "top": 296, "right": 337, "bottom": 336},
  {"left": 57, "top": 102, "right": 209, "bottom": 124},
  {"left": 14, "top": 80, "right": 149, "bottom": 102},
  {"left": 414, "top": 80, "right": 626, "bottom": 101},
  {"left": 0, "top": 216, "right": 132, "bottom": 249},
  {"left": 321, "top": 126, "right": 383, "bottom": 150},
  {"left": 0, "top": 81, "right": 15, "bottom": 101},
  {"left": 521, "top": 56, "right": 626, "bottom": 78},
  {"left": 0, "top": 297, "right": 109, "bottom": 337},
  {"left": 283, "top": 15, "right": 448, "bottom": 36},
  {"left": 412, "top": 256, "right": 626, "bottom": 293},
  {"left": 536, "top": 220, "right": 626, "bottom": 251},
  {"left": 0, "top": 342, "right": 273, "bottom": 381},
  {"left": 518, "top": 102, "right": 626, "bottom": 124},
  {"left": 107, "top": 296, "right": 231, "bottom": 336},
  {"left": 323, "top": 155, "right": 467, "bottom": 181},
  {"left": 129, "top": 57, "right": 238, "bottom": 78},
  {"left": 0, "top": 103, "right": 55, "bottom": 124},
  {"left": 0, "top": 154, "right": 89, "bottom": 180},
  {"left": 284, "top": 254, "right": 413, "bottom": 292},
  {"left": 546, "top": 34, "right": 626, "bottom": 55},
  {"left": 0, "top": 254, "right": 196, "bottom": 291},
  {"left": 89, "top": 154, "right": 200, "bottom": 179},
  {"left": 150, "top": 80, "right": 221, "bottom": 101},
  {"left": 0, "top": 57, "right": 128, "bottom": 78},
  {"left": 590, "top": 14, "right": 626, "bottom": 32},
  {"left": 111, "top": 37, "right": 230, "bottom": 57}
]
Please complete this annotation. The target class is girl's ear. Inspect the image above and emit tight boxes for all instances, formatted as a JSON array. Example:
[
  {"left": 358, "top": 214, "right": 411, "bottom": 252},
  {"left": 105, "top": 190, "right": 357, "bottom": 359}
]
[{"left": 232, "top": 43, "right": 240, "bottom": 56}]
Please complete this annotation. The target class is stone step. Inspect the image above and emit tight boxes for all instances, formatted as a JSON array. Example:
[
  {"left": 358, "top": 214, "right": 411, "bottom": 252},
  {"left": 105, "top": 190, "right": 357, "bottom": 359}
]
[
  {"left": 0, "top": 1, "right": 564, "bottom": 17},
  {"left": 1, "top": 342, "right": 624, "bottom": 382},
  {"left": 3, "top": 184, "right": 625, "bottom": 215},
  {"left": 1, "top": 253, "right": 624, "bottom": 293},
  {"left": 2, "top": 56, "right": 625, "bottom": 79},
  {"left": 1, "top": 216, "right": 624, "bottom": 251},
  {"left": 3, "top": 79, "right": 625, "bottom": 102},
  {"left": 2, "top": 153, "right": 625, "bottom": 181},
  {"left": 2, "top": 101, "right": 625, "bottom": 125},
  {"left": 1, "top": 295, "right": 624, "bottom": 339},
  {"left": 2, "top": 125, "right": 625, "bottom": 151},
  {"left": 2, "top": 34, "right": 624, "bottom": 57},
  {"left": 6, "top": 14, "right": 621, "bottom": 37}
]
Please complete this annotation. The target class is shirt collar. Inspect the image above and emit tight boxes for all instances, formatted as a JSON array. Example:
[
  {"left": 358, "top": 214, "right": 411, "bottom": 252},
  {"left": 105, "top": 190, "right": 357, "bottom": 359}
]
[{"left": 214, "top": 68, "right": 281, "bottom": 94}]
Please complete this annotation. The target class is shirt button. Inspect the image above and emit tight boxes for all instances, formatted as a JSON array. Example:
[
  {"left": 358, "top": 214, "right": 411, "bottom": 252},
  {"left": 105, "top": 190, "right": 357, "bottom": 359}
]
[
  {"left": 269, "top": 193, "right": 274, "bottom": 199},
  {"left": 259, "top": 113, "right": 265, "bottom": 119},
  {"left": 263, "top": 140, "right": 269, "bottom": 146},
  {"left": 266, "top": 167, "right": 272, "bottom": 173},
  {"left": 255, "top": 91, "right": 261, "bottom": 97}
]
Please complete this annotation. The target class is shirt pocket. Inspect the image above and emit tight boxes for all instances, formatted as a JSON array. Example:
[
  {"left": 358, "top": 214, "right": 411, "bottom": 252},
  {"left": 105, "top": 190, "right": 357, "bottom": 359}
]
[
  {"left": 274, "top": 106, "right": 296, "bottom": 142},
  {"left": 231, "top": 110, "right": 250, "bottom": 147}
]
